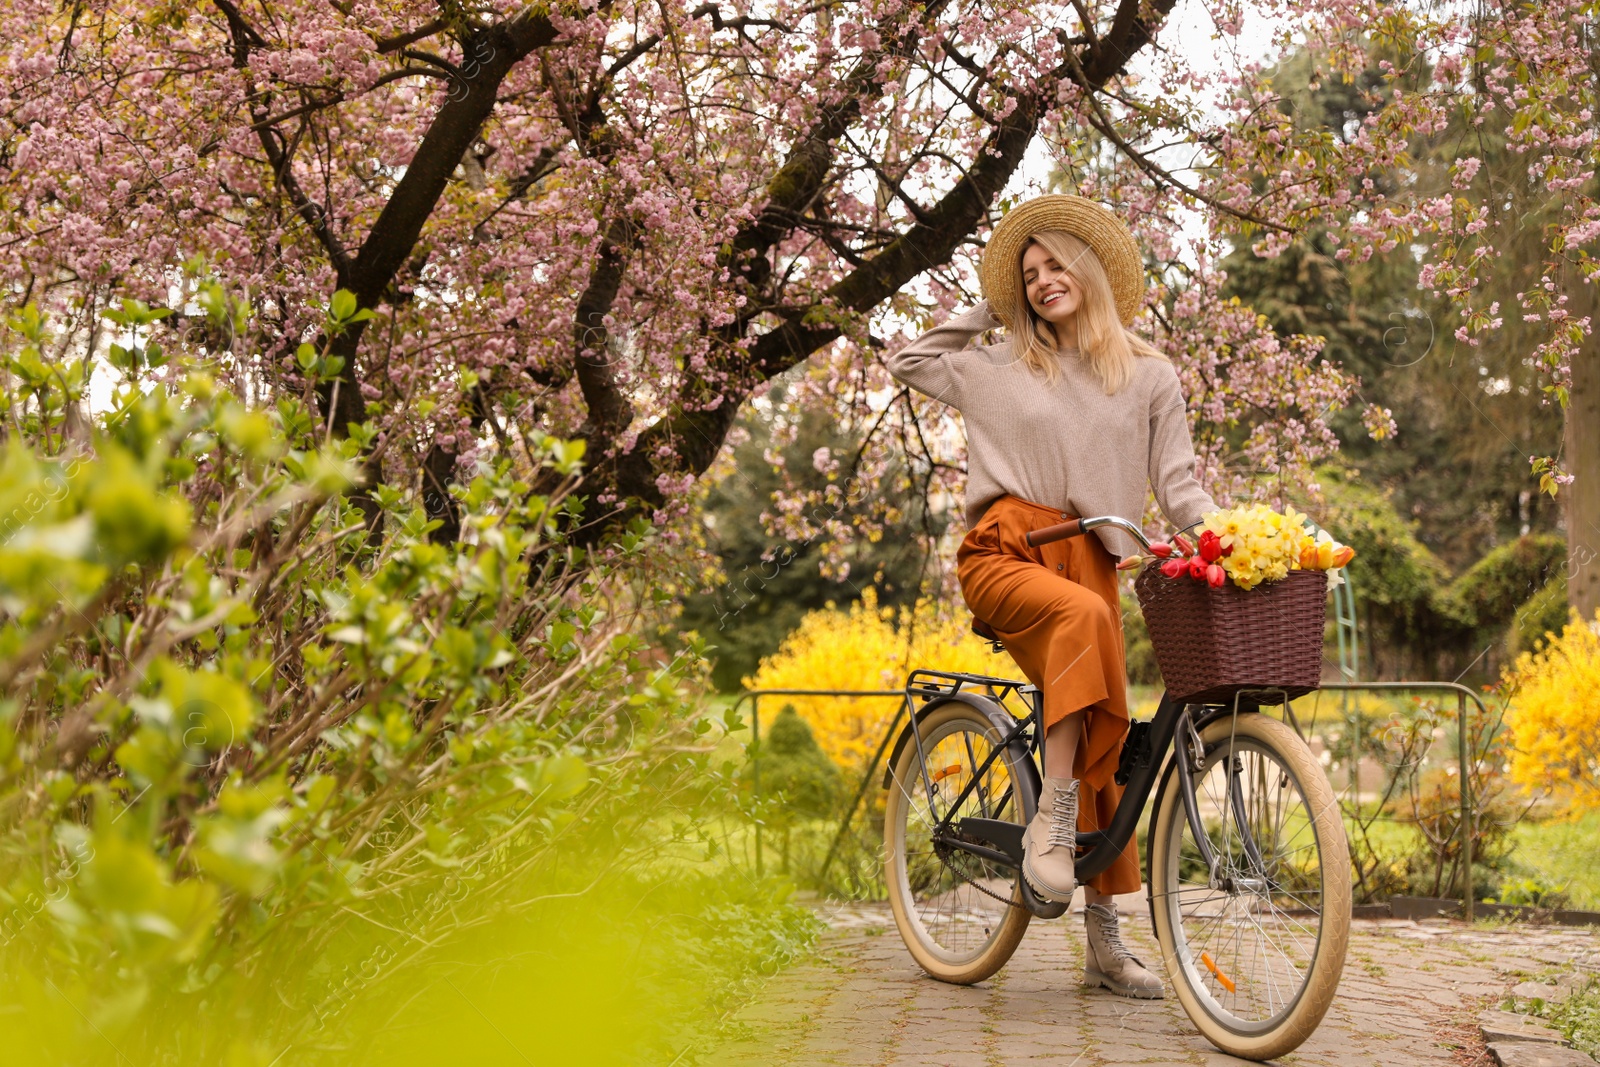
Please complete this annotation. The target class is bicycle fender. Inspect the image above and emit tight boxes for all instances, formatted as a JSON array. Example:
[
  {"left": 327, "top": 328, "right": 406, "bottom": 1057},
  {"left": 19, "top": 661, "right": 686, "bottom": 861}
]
[{"left": 880, "top": 692, "right": 1042, "bottom": 825}]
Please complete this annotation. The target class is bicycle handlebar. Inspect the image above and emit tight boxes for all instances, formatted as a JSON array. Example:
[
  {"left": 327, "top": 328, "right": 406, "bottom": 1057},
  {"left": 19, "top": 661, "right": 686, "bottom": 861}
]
[
  {"left": 1024, "top": 515, "right": 1158, "bottom": 552},
  {"left": 1024, "top": 518, "right": 1082, "bottom": 547}
]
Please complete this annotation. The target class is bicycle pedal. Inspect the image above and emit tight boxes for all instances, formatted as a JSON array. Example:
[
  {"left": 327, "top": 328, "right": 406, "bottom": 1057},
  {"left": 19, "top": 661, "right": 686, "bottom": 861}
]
[{"left": 1018, "top": 874, "right": 1069, "bottom": 919}]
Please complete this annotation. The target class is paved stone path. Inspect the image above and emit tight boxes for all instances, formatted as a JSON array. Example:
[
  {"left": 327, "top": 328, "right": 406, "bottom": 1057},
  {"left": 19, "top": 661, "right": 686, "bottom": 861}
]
[{"left": 706, "top": 893, "right": 1598, "bottom": 1067}]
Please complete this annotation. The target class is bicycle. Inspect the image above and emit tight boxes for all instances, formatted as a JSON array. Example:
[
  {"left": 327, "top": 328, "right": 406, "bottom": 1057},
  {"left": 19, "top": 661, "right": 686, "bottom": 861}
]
[{"left": 882, "top": 514, "right": 1351, "bottom": 1062}]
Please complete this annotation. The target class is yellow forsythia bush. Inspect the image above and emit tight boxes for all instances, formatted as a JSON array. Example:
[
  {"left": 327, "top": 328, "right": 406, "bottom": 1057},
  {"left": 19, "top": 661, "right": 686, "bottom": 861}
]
[
  {"left": 1502, "top": 608, "right": 1600, "bottom": 809},
  {"left": 746, "top": 589, "right": 1010, "bottom": 771}
]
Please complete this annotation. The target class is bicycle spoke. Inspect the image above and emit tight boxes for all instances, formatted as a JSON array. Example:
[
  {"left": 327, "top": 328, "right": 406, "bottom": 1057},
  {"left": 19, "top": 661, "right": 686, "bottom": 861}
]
[
  {"left": 893, "top": 716, "right": 1025, "bottom": 962},
  {"left": 1166, "top": 733, "right": 1328, "bottom": 1028}
]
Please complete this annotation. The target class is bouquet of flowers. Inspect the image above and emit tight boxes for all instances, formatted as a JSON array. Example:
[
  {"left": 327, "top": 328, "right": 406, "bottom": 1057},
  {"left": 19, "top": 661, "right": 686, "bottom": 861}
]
[{"left": 1129, "top": 503, "right": 1356, "bottom": 591}]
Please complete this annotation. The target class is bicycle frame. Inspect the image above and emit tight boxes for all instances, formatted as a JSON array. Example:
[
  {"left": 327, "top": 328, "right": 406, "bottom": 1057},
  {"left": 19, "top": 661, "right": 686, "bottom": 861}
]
[
  {"left": 894, "top": 512, "right": 1281, "bottom": 898},
  {"left": 899, "top": 668, "right": 1261, "bottom": 887}
]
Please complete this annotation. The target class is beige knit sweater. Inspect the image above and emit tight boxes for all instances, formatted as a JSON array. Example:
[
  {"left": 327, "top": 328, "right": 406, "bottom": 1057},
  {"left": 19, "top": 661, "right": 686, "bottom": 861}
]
[{"left": 884, "top": 299, "right": 1217, "bottom": 560}]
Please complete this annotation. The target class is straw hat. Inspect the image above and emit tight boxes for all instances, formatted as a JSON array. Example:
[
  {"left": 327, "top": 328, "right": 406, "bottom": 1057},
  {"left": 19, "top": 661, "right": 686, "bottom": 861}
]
[{"left": 978, "top": 194, "right": 1147, "bottom": 328}]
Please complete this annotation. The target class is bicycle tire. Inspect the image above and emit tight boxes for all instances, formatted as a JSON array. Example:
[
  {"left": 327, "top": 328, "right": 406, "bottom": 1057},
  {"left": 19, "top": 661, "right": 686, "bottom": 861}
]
[
  {"left": 884, "top": 700, "right": 1032, "bottom": 984},
  {"left": 1149, "top": 713, "right": 1351, "bottom": 1061}
]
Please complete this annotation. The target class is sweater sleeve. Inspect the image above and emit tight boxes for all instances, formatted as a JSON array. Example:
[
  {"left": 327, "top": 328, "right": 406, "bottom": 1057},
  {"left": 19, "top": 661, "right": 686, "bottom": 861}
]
[
  {"left": 882, "top": 300, "right": 1002, "bottom": 409},
  {"left": 1147, "top": 366, "right": 1218, "bottom": 532}
]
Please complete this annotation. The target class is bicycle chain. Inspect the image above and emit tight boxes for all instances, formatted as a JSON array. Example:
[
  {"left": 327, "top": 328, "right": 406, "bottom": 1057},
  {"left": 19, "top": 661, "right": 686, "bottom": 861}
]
[{"left": 932, "top": 836, "right": 1027, "bottom": 910}]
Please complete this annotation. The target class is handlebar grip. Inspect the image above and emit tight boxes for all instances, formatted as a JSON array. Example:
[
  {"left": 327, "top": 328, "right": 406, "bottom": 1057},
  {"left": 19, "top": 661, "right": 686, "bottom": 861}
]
[{"left": 1025, "top": 519, "right": 1083, "bottom": 547}]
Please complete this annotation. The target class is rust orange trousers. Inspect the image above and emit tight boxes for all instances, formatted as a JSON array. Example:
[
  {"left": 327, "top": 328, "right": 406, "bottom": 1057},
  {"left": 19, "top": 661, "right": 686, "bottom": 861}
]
[{"left": 955, "top": 494, "right": 1141, "bottom": 895}]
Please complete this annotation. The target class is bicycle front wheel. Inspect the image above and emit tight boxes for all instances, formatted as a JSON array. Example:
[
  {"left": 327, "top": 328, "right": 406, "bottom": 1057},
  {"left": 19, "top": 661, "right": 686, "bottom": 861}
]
[
  {"left": 1149, "top": 712, "right": 1351, "bottom": 1061},
  {"left": 884, "top": 700, "right": 1031, "bottom": 985}
]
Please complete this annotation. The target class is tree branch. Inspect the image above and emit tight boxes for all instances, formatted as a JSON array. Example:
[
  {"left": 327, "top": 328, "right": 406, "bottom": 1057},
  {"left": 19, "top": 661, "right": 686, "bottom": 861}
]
[
  {"left": 213, "top": 0, "right": 266, "bottom": 69},
  {"left": 374, "top": 18, "right": 449, "bottom": 55},
  {"left": 722, "top": 3, "right": 948, "bottom": 274},
  {"left": 604, "top": 82, "right": 1045, "bottom": 521},
  {"left": 573, "top": 214, "right": 639, "bottom": 439},
  {"left": 319, "top": 9, "right": 574, "bottom": 440},
  {"left": 347, "top": 16, "right": 560, "bottom": 309},
  {"left": 253, "top": 116, "right": 354, "bottom": 276},
  {"left": 1081, "top": 0, "right": 1177, "bottom": 85}
]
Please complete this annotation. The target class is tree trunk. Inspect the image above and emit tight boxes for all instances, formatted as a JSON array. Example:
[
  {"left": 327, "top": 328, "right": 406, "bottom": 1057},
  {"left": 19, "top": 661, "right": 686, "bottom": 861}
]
[{"left": 421, "top": 443, "right": 462, "bottom": 544}]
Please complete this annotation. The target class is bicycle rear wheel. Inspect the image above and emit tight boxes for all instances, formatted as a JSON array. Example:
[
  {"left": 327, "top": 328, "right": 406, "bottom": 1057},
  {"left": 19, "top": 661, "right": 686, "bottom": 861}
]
[
  {"left": 1149, "top": 712, "right": 1350, "bottom": 1061},
  {"left": 884, "top": 700, "right": 1031, "bottom": 985}
]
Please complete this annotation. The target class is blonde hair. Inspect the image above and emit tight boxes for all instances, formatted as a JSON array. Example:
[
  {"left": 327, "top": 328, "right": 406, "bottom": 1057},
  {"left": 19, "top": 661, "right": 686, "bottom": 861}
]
[{"left": 1011, "top": 230, "right": 1164, "bottom": 393}]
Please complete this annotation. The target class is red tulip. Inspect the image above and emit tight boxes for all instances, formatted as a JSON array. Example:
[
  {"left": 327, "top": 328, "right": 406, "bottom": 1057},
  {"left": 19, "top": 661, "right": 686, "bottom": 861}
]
[
  {"left": 1174, "top": 534, "right": 1196, "bottom": 557},
  {"left": 1206, "top": 563, "right": 1226, "bottom": 588},
  {"left": 1187, "top": 556, "right": 1207, "bottom": 579},
  {"left": 1148, "top": 541, "right": 1173, "bottom": 558},
  {"left": 1160, "top": 558, "right": 1185, "bottom": 579},
  {"left": 1198, "top": 530, "right": 1222, "bottom": 563}
]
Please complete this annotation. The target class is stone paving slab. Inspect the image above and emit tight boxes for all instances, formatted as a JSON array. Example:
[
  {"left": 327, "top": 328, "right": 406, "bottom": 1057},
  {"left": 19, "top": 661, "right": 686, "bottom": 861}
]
[
  {"left": 1489, "top": 1045, "right": 1599, "bottom": 1067},
  {"left": 1481, "top": 1010, "right": 1565, "bottom": 1044},
  {"left": 705, "top": 896, "right": 1599, "bottom": 1067}
]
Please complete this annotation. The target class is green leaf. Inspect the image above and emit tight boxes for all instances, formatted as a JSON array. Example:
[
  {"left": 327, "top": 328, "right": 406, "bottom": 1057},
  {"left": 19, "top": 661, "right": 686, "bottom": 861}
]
[
  {"left": 153, "top": 661, "right": 259, "bottom": 753},
  {"left": 85, "top": 449, "right": 193, "bottom": 564},
  {"left": 193, "top": 808, "right": 287, "bottom": 896},
  {"left": 114, "top": 725, "right": 182, "bottom": 789},
  {"left": 327, "top": 625, "right": 366, "bottom": 645},
  {"left": 329, "top": 289, "right": 358, "bottom": 321},
  {"left": 532, "top": 755, "right": 590, "bottom": 803}
]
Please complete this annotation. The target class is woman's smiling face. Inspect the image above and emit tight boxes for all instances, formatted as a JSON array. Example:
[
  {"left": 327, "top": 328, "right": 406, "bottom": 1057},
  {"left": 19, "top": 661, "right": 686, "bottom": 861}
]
[{"left": 1021, "top": 241, "right": 1081, "bottom": 328}]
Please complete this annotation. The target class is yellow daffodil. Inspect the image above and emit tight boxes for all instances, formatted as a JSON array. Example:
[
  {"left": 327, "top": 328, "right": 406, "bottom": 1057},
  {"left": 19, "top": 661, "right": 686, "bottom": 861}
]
[{"left": 1196, "top": 503, "right": 1354, "bottom": 590}]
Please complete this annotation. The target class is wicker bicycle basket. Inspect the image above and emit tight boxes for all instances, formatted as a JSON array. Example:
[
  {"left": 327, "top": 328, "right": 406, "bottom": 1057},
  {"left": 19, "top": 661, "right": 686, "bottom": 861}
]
[{"left": 1132, "top": 563, "right": 1328, "bottom": 705}]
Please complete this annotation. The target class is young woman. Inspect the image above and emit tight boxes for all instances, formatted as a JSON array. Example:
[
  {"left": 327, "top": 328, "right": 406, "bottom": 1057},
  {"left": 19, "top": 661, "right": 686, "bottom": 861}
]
[{"left": 884, "top": 194, "right": 1217, "bottom": 1000}]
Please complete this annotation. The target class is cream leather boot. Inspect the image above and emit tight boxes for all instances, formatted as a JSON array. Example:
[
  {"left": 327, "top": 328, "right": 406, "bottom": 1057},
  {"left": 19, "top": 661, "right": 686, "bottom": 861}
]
[
  {"left": 1083, "top": 901, "right": 1165, "bottom": 999},
  {"left": 1021, "top": 776, "right": 1079, "bottom": 904}
]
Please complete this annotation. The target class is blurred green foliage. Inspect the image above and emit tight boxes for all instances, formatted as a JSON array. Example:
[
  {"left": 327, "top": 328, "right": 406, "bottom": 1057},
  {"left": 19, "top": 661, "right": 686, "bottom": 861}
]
[
  {"left": 753, "top": 705, "right": 843, "bottom": 821},
  {"left": 0, "top": 284, "right": 811, "bottom": 1061},
  {"left": 1508, "top": 572, "right": 1570, "bottom": 655},
  {"left": 1504, "top": 807, "right": 1600, "bottom": 910}
]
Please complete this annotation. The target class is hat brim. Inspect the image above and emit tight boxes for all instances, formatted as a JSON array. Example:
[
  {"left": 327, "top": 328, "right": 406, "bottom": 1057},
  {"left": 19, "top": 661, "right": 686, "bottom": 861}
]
[{"left": 979, "top": 194, "right": 1147, "bottom": 328}]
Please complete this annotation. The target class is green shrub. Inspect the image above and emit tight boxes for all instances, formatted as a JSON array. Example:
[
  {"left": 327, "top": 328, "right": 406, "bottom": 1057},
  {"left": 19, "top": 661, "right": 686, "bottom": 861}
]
[
  {"left": 1308, "top": 466, "right": 1567, "bottom": 680},
  {"left": 754, "top": 705, "right": 844, "bottom": 820},
  {"left": 1312, "top": 465, "right": 1456, "bottom": 626},
  {"left": 1490, "top": 874, "right": 1570, "bottom": 909},
  {"left": 0, "top": 287, "right": 805, "bottom": 1060},
  {"left": 1446, "top": 533, "right": 1567, "bottom": 624},
  {"left": 1510, "top": 572, "right": 1570, "bottom": 654}
]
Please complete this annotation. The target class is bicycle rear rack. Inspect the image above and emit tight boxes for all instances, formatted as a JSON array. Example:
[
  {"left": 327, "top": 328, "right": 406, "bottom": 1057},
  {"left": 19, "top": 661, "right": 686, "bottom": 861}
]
[{"left": 905, "top": 667, "right": 1037, "bottom": 707}]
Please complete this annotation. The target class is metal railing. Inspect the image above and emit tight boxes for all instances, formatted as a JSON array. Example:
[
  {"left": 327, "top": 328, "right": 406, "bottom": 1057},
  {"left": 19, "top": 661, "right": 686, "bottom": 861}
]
[
  {"left": 733, "top": 679, "right": 1493, "bottom": 918},
  {"left": 1315, "top": 681, "right": 1489, "bottom": 920},
  {"left": 728, "top": 688, "right": 903, "bottom": 878}
]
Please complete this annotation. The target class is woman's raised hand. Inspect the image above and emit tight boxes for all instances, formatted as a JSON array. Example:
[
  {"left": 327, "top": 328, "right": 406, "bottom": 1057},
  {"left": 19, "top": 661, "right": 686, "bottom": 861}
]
[{"left": 971, "top": 298, "right": 1002, "bottom": 329}]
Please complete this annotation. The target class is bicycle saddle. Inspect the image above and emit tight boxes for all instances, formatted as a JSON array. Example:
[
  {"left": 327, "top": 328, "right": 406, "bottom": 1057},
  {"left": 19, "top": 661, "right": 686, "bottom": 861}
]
[{"left": 970, "top": 616, "right": 1005, "bottom": 652}]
